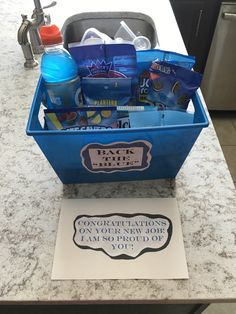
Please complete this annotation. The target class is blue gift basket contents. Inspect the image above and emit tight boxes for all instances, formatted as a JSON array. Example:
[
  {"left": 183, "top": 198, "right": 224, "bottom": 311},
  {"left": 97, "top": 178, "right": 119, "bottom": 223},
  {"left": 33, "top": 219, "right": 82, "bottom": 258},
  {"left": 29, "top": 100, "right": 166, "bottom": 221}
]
[
  {"left": 26, "top": 13, "right": 208, "bottom": 184},
  {"left": 26, "top": 76, "right": 209, "bottom": 184}
]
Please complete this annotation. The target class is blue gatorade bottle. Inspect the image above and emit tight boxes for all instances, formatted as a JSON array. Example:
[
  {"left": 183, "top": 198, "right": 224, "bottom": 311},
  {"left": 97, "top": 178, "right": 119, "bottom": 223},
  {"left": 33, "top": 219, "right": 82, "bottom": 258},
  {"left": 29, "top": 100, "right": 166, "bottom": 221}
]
[{"left": 39, "top": 24, "right": 80, "bottom": 108}]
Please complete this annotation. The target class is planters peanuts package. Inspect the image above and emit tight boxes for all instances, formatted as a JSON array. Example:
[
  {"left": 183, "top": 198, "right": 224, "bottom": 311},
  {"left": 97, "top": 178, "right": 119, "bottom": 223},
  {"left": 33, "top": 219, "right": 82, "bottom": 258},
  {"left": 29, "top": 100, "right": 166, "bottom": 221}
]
[
  {"left": 136, "top": 49, "right": 196, "bottom": 104},
  {"left": 147, "top": 61, "right": 202, "bottom": 110},
  {"left": 68, "top": 43, "right": 137, "bottom": 99},
  {"left": 81, "top": 77, "right": 132, "bottom": 106},
  {"left": 44, "top": 107, "right": 117, "bottom": 130}
]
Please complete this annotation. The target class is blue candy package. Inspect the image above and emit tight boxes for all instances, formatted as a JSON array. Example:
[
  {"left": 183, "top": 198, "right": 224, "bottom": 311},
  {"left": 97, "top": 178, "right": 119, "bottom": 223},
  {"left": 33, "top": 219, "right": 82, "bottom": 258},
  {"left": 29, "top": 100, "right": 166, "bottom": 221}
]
[
  {"left": 147, "top": 61, "right": 202, "bottom": 110},
  {"left": 81, "top": 77, "right": 132, "bottom": 106},
  {"left": 136, "top": 49, "right": 196, "bottom": 104},
  {"left": 44, "top": 107, "right": 117, "bottom": 130},
  {"left": 68, "top": 43, "right": 138, "bottom": 98}
]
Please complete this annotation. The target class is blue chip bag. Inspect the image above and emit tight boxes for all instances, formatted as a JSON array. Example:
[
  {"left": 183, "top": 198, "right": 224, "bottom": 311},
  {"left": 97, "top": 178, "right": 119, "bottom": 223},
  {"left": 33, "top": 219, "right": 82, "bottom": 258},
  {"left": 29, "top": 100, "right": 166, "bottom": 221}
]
[
  {"left": 136, "top": 49, "right": 196, "bottom": 104},
  {"left": 147, "top": 61, "right": 202, "bottom": 110},
  {"left": 44, "top": 107, "right": 117, "bottom": 130},
  {"left": 68, "top": 43, "right": 138, "bottom": 98}
]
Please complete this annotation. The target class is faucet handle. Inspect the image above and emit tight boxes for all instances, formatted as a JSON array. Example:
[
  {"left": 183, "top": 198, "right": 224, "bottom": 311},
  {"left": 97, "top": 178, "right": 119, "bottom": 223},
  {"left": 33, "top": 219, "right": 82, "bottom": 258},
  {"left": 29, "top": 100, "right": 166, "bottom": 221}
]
[
  {"left": 21, "top": 14, "right": 28, "bottom": 21},
  {"left": 42, "top": 1, "right": 57, "bottom": 10},
  {"left": 44, "top": 13, "right": 51, "bottom": 25}
]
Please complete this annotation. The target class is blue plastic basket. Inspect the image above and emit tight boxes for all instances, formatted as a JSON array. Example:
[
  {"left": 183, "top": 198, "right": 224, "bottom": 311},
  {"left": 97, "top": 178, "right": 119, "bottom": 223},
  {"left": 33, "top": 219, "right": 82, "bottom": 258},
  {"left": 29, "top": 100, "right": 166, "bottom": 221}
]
[{"left": 26, "top": 77, "right": 208, "bottom": 184}]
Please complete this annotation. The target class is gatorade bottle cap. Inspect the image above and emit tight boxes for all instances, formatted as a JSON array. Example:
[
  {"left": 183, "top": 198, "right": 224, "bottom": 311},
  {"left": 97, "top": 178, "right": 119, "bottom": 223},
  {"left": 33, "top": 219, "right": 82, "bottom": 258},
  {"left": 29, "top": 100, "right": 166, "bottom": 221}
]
[{"left": 39, "top": 24, "right": 63, "bottom": 46}]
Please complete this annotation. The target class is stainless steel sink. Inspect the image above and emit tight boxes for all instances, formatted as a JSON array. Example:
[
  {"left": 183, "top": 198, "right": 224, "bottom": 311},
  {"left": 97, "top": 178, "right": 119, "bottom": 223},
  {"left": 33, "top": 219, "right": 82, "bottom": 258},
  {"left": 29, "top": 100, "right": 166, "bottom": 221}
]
[{"left": 62, "top": 11, "right": 158, "bottom": 48}]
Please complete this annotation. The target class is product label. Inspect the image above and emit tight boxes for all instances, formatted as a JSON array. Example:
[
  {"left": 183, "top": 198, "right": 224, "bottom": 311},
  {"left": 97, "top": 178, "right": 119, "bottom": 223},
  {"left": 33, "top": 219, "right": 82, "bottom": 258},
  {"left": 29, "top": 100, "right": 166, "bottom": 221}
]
[
  {"left": 81, "top": 140, "right": 152, "bottom": 173},
  {"left": 139, "top": 70, "right": 151, "bottom": 103}
]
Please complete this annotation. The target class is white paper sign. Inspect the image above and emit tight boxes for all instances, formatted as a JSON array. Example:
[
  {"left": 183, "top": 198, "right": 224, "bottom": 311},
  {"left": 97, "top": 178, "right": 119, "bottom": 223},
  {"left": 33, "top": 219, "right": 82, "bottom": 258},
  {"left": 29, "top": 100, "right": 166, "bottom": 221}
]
[
  {"left": 73, "top": 214, "right": 172, "bottom": 259},
  {"left": 52, "top": 198, "right": 188, "bottom": 280}
]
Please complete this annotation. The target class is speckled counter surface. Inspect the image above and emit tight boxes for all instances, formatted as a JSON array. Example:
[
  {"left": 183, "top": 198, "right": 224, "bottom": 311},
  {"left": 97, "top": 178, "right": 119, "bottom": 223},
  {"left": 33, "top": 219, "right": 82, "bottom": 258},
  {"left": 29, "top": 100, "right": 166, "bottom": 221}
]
[{"left": 0, "top": 0, "right": 236, "bottom": 305}]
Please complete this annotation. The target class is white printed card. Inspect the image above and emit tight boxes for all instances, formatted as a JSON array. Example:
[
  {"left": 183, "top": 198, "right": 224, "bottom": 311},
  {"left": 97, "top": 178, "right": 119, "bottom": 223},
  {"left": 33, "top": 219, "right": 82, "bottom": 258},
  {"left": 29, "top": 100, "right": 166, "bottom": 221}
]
[{"left": 51, "top": 198, "right": 188, "bottom": 280}]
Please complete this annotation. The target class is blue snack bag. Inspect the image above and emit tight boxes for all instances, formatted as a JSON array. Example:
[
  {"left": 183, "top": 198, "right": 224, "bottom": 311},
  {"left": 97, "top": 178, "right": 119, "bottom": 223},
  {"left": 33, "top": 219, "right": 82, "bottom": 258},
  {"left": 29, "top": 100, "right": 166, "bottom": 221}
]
[
  {"left": 136, "top": 49, "right": 195, "bottom": 104},
  {"left": 81, "top": 77, "right": 132, "bottom": 106},
  {"left": 137, "top": 49, "right": 195, "bottom": 73},
  {"left": 68, "top": 43, "right": 138, "bottom": 98},
  {"left": 147, "top": 61, "right": 202, "bottom": 110},
  {"left": 44, "top": 107, "right": 117, "bottom": 130}
]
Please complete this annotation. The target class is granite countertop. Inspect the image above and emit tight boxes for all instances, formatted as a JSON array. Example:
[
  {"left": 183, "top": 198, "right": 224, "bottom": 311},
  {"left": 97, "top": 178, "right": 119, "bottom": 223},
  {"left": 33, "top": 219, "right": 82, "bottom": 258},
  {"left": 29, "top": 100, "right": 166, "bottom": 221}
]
[{"left": 0, "top": 0, "right": 236, "bottom": 304}]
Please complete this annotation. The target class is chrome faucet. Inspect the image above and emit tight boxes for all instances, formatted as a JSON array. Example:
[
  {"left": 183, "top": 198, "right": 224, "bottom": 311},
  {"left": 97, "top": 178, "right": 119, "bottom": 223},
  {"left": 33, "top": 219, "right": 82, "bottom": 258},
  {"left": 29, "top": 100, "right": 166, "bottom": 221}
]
[{"left": 17, "top": 0, "right": 56, "bottom": 68}]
